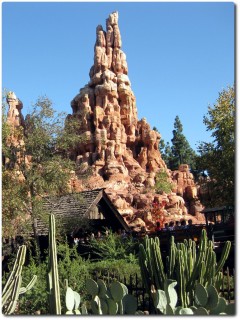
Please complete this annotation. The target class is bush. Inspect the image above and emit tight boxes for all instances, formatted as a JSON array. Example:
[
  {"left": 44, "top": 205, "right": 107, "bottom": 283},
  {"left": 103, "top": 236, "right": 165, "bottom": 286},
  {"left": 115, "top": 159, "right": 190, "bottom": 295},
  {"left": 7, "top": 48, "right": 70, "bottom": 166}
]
[
  {"left": 16, "top": 241, "right": 92, "bottom": 315},
  {"left": 57, "top": 240, "right": 91, "bottom": 296},
  {"left": 88, "top": 258, "right": 141, "bottom": 284},
  {"left": 88, "top": 230, "right": 138, "bottom": 261},
  {"left": 18, "top": 254, "right": 49, "bottom": 315},
  {"left": 155, "top": 170, "right": 173, "bottom": 194}
]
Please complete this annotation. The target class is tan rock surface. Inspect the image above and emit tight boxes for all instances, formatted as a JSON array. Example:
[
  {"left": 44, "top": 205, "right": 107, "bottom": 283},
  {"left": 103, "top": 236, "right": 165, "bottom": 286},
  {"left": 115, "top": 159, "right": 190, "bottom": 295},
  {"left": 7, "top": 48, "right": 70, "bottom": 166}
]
[
  {"left": 5, "top": 13, "right": 205, "bottom": 232},
  {"left": 68, "top": 12, "right": 205, "bottom": 230}
]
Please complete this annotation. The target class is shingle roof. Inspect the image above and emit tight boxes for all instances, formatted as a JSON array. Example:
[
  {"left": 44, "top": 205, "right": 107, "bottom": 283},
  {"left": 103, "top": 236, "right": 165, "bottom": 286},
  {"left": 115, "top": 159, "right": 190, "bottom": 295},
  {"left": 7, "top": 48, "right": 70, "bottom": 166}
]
[{"left": 36, "top": 188, "right": 129, "bottom": 235}]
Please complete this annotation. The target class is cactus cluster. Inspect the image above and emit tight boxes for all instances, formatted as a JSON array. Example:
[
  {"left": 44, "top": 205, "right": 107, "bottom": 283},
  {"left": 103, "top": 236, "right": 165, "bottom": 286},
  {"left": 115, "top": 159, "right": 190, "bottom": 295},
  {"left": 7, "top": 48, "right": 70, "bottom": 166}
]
[
  {"left": 2, "top": 245, "right": 37, "bottom": 315},
  {"left": 85, "top": 278, "right": 138, "bottom": 315},
  {"left": 47, "top": 214, "right": 61, "bottom": 315},
  {"left": 139, "top": 229, "right": 231, "bottom": 307},
  {"left": 152, "top": 279, "right": 235, "bottom": 315},
  {"left": 64, "top": 279, "right": 88, "bottom": 315}
]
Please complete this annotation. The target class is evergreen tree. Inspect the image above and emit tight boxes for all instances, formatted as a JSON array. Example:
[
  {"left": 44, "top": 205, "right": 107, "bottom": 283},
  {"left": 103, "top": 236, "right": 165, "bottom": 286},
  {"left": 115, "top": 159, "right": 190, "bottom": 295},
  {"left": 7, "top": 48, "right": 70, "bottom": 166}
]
[
  {"left": 161, "top": 141, "right": 173, "bottom": 168},
  {"left": 170, "top": 115, "right": 197, "bottom": 171},
  {"left": 153, "top": 126, "right": 172, "bottom": 166}
]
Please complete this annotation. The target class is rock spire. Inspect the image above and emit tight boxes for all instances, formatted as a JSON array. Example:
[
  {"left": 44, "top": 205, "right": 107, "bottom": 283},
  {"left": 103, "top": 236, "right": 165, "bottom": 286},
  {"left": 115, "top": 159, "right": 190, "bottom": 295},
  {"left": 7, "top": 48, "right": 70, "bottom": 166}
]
[
  {"left": 4, "top": 13, "right": 204, "bottom": 232},
  {"left": 70, "top": 11, "right": 166, "bottom": 183},
  {"left": 68, "top": 12, "right": 204, "bottom": 230}
]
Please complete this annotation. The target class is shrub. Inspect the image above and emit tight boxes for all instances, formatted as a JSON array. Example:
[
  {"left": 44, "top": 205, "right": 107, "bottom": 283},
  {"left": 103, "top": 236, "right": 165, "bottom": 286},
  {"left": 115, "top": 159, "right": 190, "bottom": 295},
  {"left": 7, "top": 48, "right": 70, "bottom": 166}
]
[
  {"left": 88, "top": 230, "right": 138, "bottom": 261},
  {"left": 88, "top": 259, "right": 141, "bottom": 284},
  {"left": 18, "top": 254, "right": 49, "bottom": 315},
  {"left": 155, "top": 170, "right": 173, "bottom": 194}
]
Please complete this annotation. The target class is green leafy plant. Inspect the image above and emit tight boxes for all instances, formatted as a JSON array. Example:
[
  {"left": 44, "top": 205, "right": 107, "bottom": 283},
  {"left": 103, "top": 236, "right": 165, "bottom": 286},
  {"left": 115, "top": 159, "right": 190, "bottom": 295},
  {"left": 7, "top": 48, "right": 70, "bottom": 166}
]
[
  {"left": 88, "top": 229, "right": 137, "bottom": 261},
  {"left": 18, "top": 256, "right": 49, "bottom": 315},
  {"left": 155, "top": 170, "right": 173, "bottom": 194}
]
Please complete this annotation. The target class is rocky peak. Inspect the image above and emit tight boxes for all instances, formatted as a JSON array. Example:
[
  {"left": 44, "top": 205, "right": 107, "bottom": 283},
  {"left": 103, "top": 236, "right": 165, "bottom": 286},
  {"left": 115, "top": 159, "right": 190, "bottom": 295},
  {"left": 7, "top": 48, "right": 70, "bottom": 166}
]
[
  {"left": 69, "top": 12, "right": 166, "bottom": 185},
  {"left": 4, "top": 13, "right": 205, "bottom": 232},
  {"left": 67, "top": 12, "right": 205, "bottom": 229},
  {"left": 6, "top": 91, "right": 25, "bottom": 128}
]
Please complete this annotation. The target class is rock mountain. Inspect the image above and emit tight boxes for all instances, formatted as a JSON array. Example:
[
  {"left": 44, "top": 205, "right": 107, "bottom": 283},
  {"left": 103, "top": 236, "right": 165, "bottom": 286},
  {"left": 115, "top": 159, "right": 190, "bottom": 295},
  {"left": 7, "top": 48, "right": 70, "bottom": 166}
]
[{"left": 6, "top": 12, "right": 205, "bottom": 231}]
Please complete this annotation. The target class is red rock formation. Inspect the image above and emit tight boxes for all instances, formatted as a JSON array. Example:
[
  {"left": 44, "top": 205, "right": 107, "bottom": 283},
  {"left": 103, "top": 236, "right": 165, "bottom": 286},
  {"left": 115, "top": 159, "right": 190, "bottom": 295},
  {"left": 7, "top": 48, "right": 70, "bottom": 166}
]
[
  {"left": 68, "top": 12, "right": 205, "bottom": 230},
  {"left": 5, "top": 13, "right": 204, "bottom": 231},
  {"left": 69, "top": 12, "right": 166, "bottom": 183},
  {"left": 4, "top": 92, "right": 27, "bottom": 176}
]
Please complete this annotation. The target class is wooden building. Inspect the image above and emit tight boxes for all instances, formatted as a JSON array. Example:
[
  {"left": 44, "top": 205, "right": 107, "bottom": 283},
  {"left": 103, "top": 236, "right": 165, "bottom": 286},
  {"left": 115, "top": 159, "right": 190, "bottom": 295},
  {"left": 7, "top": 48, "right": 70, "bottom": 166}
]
[{"left": 36, "top": 188, "right": 130, "bottom": 236}]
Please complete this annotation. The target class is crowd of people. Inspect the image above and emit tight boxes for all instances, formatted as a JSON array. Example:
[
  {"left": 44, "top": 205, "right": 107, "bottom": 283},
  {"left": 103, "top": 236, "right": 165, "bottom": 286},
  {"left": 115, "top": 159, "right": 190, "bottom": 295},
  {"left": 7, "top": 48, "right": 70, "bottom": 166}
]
[
  {"left": 71, "top": 219, "right": 195, "bottom": 246},
  {"left": 72, "top": 228, "right": 132, "bottom": 246},
  {"left": 155, "top": 219, "right": 193, "bottom": 233}
]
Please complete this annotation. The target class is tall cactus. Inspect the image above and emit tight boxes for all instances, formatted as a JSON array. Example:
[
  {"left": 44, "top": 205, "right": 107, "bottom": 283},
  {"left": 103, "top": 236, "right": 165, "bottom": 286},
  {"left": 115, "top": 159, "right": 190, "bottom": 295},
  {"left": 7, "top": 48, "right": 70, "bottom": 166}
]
[
  {"left": 2, "top": 245, "right": 37, "bottom": 315},
  {"left": 48, "top": 214, "right": 61, "bottom": 314},
  {"left": 139, "top": 229, "right": 231, "bottom": 307}
]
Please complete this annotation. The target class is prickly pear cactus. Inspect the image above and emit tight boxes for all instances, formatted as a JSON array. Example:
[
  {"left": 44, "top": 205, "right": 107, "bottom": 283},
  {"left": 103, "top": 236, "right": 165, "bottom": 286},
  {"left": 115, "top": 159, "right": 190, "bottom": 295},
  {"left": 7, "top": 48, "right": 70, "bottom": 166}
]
[
  {"left": 152, "top": 279, "right": 235, "bottom": 315},
  {"left": 85, "top": 278, "right": 138, "bottom": 315},
  {"left": 64, "top": 279, "right": 86, "bottom": 315}
]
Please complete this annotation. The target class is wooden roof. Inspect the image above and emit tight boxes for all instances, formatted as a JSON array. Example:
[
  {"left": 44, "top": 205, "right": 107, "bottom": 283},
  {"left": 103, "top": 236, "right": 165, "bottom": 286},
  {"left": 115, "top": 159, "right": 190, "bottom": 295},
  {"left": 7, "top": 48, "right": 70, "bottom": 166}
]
[
  {"left": 201, "top": 206, "right": 234, "bottom": 213},
  {"left": 36, "top": 188, "right": 130, "bottom": 235}
]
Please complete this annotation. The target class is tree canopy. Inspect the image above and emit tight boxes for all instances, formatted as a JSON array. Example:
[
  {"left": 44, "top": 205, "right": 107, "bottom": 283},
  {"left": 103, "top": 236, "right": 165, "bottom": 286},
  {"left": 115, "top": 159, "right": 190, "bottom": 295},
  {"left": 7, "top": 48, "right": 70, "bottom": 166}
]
[
  {"left": 156, "top": 116, "right": 197, "bottom": 171},
  {"left": 196, "top": 85, "right": 235, "bottom": 206},
  {"left": 2, "top": 94, "right": 84, "bottom": 238}
]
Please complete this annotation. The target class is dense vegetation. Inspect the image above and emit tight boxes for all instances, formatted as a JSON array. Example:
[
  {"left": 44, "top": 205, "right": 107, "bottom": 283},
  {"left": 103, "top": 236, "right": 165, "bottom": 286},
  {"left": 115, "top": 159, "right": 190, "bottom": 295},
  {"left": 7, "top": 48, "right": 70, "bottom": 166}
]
[
  {"left": 157, "top": 85, "right": 235, "bottom": 207},
  {"left": 2, "top": 94, "right": 86, "bottom": 238},
  {"left": 159, "top": 115, "right": 197, "bottom": 171},
  {"left": 2, "top": 215, "right": 234, "bottom": 315},
  {"left": 2, "top": 85, "right": 235, "bottom": 314},
  {"left": 196, "top": 86, "right": 235, "bottom": 206}
]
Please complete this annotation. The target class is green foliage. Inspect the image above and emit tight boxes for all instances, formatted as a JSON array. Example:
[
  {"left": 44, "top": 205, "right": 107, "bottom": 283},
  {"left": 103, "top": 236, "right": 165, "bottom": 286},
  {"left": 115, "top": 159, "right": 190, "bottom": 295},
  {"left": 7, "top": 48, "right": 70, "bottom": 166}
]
[
  {"left": 88, "top": 259, "right": 141, "bottom": 283},
  {"left": 18, "top": 254, "right": 49, "bottom": 315},
  {"left": 159, "top": 116, "right": 197, "bottom": 171},
  {"left": 88, "top": 229, "right": 137, "bottom": 261},
  {"left": 9, "top": 243, "right": 139, "bottom": 315},
  {"left": 15, "top": 242, "right": 90, "bottom": 315},
  {"left": 2, "top": 93, "right": 81, "bottom": 238},
  {"left": 197, "top": 85, "right": 235, "bottom": 206},
  {"left": 57, "top": 241, "right": 91, "bottom": 296},
  {"left": 161, "top": 141, "right": 173, "bottom": 166},
  {"left": 155, "top": 170, "right": 173, "bottom": 194},
  {"left": 170, "top": 116, "right": 197, "bottom": 170}
]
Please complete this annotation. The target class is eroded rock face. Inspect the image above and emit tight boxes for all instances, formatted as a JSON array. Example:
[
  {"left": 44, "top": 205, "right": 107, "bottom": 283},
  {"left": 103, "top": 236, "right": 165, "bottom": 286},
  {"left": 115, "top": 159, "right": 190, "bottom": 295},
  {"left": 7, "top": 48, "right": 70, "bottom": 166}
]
[
  {"left": 6, "top": 91, "right": 25, "bottom": 128},
  {"left": 69, "top": 12, "right": 166, "bottom": 184},
  {"left": 68, "top": 12, "right": 205, "bottom": 230},
  {"left": 4, "top": 92, "right": 26, "bottom": 174},
  {"left": 5, "top": 13, "right": 204, "bottom": 232}
]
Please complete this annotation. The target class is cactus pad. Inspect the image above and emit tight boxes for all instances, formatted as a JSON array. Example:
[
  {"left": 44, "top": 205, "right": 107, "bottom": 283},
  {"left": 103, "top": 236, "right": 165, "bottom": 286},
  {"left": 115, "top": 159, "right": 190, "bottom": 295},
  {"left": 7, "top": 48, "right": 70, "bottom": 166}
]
[
  {"left": 110, "top": 281, "right": 125, "bottom": 302},
  {"left": 86, "top": 278, "right": 99, "bottom": 297}
]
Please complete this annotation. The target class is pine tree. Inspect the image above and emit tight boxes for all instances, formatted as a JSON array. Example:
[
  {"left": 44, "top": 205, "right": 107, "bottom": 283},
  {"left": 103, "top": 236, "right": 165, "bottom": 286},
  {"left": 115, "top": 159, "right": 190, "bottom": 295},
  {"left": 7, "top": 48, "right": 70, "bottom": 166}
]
[{"left": 170, "top": 116, "right": 197, "bottom": 171}]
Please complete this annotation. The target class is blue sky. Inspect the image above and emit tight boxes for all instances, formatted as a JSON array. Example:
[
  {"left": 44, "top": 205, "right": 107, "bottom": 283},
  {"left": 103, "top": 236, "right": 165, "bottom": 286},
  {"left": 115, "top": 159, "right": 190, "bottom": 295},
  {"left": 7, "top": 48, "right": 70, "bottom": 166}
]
[{"left": 2, "top": 1, "right": 234, "bottom": 151}]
